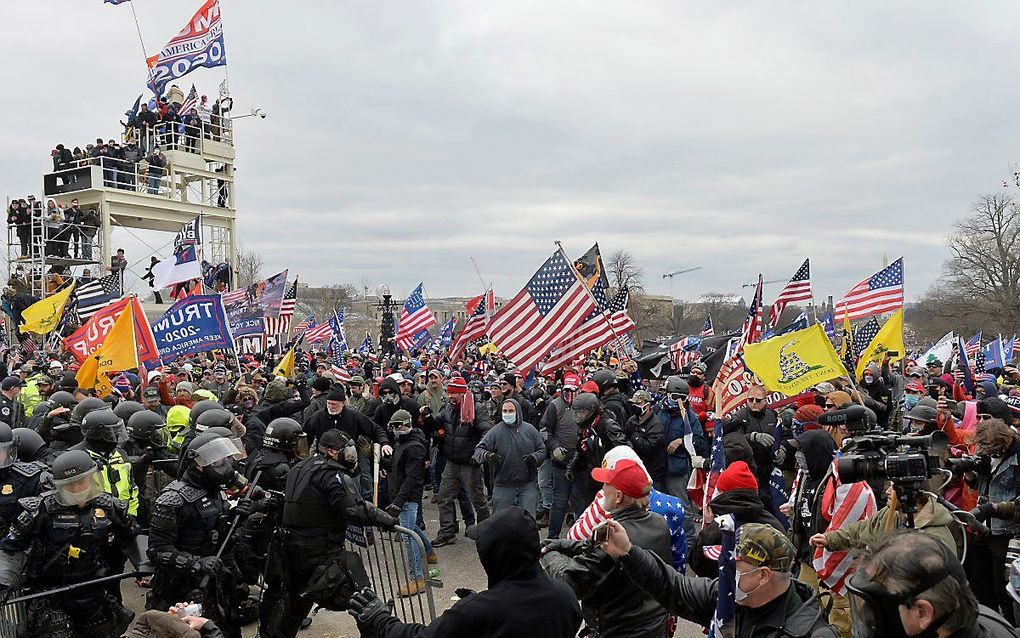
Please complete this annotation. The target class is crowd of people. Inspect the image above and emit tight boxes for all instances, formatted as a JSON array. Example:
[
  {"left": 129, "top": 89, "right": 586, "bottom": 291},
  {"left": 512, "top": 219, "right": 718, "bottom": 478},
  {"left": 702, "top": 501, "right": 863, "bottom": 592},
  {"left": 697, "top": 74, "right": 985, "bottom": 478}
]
[{"left": 0, "top": 338, "right": 1013, "bottom": 638}]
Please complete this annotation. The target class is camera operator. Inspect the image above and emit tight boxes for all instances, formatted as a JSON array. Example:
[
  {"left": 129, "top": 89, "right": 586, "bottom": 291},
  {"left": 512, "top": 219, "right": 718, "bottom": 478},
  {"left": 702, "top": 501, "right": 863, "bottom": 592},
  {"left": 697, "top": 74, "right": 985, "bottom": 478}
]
[
  {"left": 846, "top": 530, "right": 1017, "bottom": 638},
  {"left": 966, "top": 417, "right": 1020, "bottom": 622}
]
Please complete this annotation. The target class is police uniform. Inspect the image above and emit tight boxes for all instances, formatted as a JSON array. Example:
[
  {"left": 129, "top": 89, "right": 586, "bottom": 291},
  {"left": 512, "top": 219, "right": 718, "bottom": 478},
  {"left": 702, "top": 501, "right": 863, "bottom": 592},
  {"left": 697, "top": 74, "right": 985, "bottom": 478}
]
[
  {"left": 0, "top": 393, "right": 20, "bottom": 429},
  {"left": 70, "top": 445, "right": 140, "bottom": 517},
  {"left": 0, "top": 492, "right": 138, "bottom": 637},
  {"left": 235, "top": 447, "right": 292, "bottom": 585},
  {"left": 261, "top": 451, "right": 395, "bottom": 638},
  {"left": 0, "top": 460, "right": 46, "bottom": 537}
]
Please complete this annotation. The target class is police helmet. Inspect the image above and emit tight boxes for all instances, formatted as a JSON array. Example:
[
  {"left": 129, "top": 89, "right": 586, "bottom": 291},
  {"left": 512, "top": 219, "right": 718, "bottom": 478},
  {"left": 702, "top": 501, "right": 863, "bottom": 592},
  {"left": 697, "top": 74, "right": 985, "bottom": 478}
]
[
  {"left": 127, "top": 410, "right": 167, "bottom": 447},
  {"left": 195, "top": 408, "right": 234, "bottom": 433},
  {"left": 71, "top": 397, "right": 108, "bottom": 425},
  {"left": 50, "top": 450, "right": 102, "bottom": 507},
  {"left": 0, "top": 423, "right": 12, "bottom": 469},
  {"left": 48, "top": 391, "right": 77, "bottom": 410},
  {"left": 80, "top": 408, "right": 127, "bottom": 444},
  {"left": 12, "top": 428, "right": 45, "bottom": 462},
  {"left": 263, "top": 417, "right": 308, "bottom": 457},
  {"left": 189, "top": 399, "right": 225, "bottom": 426},
  {"left": 113, "top": 400, "right": 146, "bottom": 423}
]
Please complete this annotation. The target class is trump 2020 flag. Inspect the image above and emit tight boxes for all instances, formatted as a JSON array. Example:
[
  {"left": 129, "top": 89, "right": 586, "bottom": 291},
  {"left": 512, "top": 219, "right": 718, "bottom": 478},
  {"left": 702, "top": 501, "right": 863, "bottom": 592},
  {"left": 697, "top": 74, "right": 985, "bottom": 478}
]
[
  {"left": 147, "top": 0, "right": 226, "bottom": 96},
  {"left": 150, "top": 294, "right": 234, "bottom": 361}
]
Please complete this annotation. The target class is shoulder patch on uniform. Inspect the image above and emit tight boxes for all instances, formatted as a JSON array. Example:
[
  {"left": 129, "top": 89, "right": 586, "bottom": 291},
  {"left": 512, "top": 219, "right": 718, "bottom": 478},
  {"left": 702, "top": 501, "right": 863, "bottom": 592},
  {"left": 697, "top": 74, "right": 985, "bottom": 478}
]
[
  {"left": 179, "top": 484, "right": 207, "bottom": 503},
  {"left": 10, "top": 461, "right": 45, "bottom": 478},
  {"left": 17, "top": 496, "right": 41, "bottom": 513},
  {"left": 154, "top": 487, "right": 185, "bottom": 509}
]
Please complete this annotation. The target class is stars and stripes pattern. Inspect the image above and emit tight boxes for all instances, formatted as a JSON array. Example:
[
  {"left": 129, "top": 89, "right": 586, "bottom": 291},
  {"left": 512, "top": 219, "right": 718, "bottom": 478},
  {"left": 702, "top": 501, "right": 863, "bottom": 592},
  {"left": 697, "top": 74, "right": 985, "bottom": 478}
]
[
  {"left": 668, "top": 336, "right": 702, "bottom": 372},
  {"left": 812, "top": 463, "right": 876, "bottom": 595},
  {"left": 305, "top": 319, "right": 333, "bottom": 344},
  {"left": 75, "top": 274, "right": 124, "bottom": 321},
  {"left": 735, "top": 275, "right": 764, "bottom": 352},
  {"left": 487, "top": 250, "right": 597, "bottom": 373},
  {"left": 179, "top": 84, "right": 199, "bottom": 115},
  {"left": 358, "top": 333, "right": 375, "bottom": 355},
  {"left": 711, "top": 514, "right": 737, "bottom": 638},
  {"left": 543, "top": 286, "right": 636, "bottom": 372},
  {"left": 449, "top": 291, "right": 492, "bottom": 362},
  {"left": 429, "top": 317, "right": 456, "bottom": 355},
  {"left": 395, "top": 283, "right": 437, "bottom": 351},
  {"left": 852, "top": 317, "right": 880, "bottom": 360},
  {"left": 768, "top": 259, "right": 812, "bottom": 328},
  {"left": 699, "top": 316, "right": 714, "bottom": 337},
  {"left": 263, "top": 279, "right": 298, "bottom": 337},
  {"left": 293, "top": 315, "right": 315, "bottom": 335},
  {"left": 834, "top": 258, "right": 904, "bottom": 322},
  {"left": 328, "top": 309, "right": 348, "bottom": 353},
  {"left": 964, "top": 332, "right": 982, "bottom": 357}
]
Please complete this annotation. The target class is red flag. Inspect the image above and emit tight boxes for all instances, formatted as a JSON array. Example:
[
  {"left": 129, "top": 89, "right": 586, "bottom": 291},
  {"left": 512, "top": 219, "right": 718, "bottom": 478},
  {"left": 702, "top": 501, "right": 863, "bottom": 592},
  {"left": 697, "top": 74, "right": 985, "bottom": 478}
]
[{"left": 63, "top": 297, "right": 159, "bottom": 365}]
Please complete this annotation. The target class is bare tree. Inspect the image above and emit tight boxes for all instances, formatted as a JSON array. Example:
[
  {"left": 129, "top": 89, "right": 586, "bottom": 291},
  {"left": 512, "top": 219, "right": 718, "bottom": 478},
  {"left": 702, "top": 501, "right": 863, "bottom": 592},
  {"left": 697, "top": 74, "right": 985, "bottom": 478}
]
[
  {"left": 607, "top": 249, "right": 645, "bottom": 293},
  {"left": 303, "top": 283, "right": 359, "bottom": 320},
  {"left": 235, "top": 246, "right": 264, "bottom": 288}
]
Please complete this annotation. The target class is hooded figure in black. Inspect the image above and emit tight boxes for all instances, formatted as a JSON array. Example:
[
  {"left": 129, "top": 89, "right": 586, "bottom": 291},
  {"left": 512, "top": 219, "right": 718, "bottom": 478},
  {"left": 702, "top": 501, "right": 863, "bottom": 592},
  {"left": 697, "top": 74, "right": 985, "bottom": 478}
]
[
  {"left": 348, "top": 507, "right": 582, "bottom": 638},
  {"left": 372, "top": 377, "right": 421, "bottom": 431},
  {"left": 858, "top": 363, "right": 891, "bottom": 429},
  {"left": 789, "top": 429, "right": 836, "bottom": 562}
]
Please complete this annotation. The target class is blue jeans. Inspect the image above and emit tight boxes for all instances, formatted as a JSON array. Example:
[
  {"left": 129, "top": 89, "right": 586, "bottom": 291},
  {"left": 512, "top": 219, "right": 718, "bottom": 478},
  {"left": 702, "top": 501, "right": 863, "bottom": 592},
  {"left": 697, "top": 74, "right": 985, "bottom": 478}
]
[
  {"left": 547, "top": 464, "right": 574, "bottom": 539},
  {"left": 398, "top": 502, "right": 433, "bottom": 579},
  {"left": 491, "top": 482, "right": 538, "bottom": 515},
  {"left": 148, "top": 174, "right": 161, "bottom": 194},
  {"left": 538, "top": 459, "right": 553, "bottom": 513}
]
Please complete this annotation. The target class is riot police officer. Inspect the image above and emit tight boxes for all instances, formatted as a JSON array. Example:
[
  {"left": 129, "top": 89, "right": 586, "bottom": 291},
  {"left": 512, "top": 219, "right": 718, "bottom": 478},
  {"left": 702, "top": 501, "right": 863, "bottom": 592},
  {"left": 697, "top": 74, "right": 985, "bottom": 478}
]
[
  {"left": 0, "top": 450, "right": 148, "bottom": 637},
  {"left": 0, "top": 422, "right": 45, "bottom": 537},
  {"left": 27, "top": 388, "right": 76, "bottom": 429},
  {"left": 125, "top": 410, "right": 176, "bottom": 527},
  {"left": 261, "top": 428, "right": 396, "bottom": 638},
  {"left": 147, "top": 431, "right": 257, "bottom": 638},
  {"left": 38, "top": 390, "right": 90, "bottom": 451},
  {"left": 12, "top": 426, "right": 58, "bottom": 464},
  {"left": 70, "top": 408, "right": 140, "bottom": 518},
  {"left": 113, "top": 399, "right": 146, "bottom": 425}
]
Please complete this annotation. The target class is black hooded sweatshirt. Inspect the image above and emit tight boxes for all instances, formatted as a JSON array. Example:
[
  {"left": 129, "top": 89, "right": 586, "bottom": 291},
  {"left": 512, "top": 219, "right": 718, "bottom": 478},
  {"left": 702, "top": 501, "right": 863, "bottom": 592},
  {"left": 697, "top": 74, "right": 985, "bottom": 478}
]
[
  {"left": 688, "top": 488, "right": 784, "bottom": 577},
  {"left": 791, "top": 429, "right": 836, "bottom": 560},
  {"left": 370, "top": 507, "right": 582, "bottom": 638}
]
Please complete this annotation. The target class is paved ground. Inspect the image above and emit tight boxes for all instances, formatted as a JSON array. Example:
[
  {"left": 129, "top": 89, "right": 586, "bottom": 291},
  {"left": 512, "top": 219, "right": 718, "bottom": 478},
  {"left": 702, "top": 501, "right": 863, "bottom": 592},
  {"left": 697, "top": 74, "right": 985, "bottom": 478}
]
[{"left": 122, "top": 497, "right": 704, "bottom": 637}]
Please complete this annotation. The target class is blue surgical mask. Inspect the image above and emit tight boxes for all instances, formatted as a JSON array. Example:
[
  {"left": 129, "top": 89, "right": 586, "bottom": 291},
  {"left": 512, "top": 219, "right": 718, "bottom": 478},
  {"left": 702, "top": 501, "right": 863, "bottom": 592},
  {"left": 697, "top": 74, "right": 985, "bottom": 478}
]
[
  {"left": 903, "top": 394, "right": 919, "bottom": 411},
  {"left": 502, "top": 412, "right": 516, "bottom": 425}
]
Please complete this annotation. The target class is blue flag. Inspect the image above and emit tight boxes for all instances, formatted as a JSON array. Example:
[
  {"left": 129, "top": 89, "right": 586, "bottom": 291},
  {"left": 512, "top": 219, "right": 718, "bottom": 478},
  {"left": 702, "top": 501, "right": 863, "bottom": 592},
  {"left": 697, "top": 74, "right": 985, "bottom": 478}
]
[
  {"left": 428, "top": 318, "right": 455, "bottom": 355},
  {"left": 328, "top": 308, "right": 348, "bottom": 353},
  {"left": 712, "top": 514, "right": 736, "bottom": 638},
  {"left": 150, "top": 295, "right": 234, "bottom": 362},
  {"left": 358, "top": 333, "right": 374, "bottom": 355},
  {"left": 821, "top": 310, "right": 835, "bottom": 340}
]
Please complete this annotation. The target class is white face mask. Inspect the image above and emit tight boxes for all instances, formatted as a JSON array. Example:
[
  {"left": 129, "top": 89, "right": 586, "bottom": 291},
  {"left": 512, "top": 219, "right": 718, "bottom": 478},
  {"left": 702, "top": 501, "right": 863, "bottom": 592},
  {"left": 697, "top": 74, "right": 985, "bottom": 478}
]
[{"left": 734, "top": 567, "right": 763, "bottom": 603}]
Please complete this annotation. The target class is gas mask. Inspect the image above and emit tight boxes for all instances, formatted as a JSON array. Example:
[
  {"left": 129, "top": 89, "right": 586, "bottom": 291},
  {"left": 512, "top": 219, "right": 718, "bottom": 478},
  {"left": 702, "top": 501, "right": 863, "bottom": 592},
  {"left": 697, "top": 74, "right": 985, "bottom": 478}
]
[{"left": 382, "top": 392, "right": 399, "bottom": 406}]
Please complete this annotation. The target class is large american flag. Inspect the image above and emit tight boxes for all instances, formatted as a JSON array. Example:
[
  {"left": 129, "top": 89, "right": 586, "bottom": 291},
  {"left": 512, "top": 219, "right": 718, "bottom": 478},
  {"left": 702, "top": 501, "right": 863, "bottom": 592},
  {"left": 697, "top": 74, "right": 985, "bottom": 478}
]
[
  {"left": 293, "top": 314, "right": 315, "bottom": 335},
  {"left": 395, "top": 283, "right": 436, "bottom": 351},
  {"left": 264, "top": 279, "right": 298, "bottom": 337},
  {"left": 734, "top": 275, "right": 764, "bottom": 352},
  {"left": 449, "top": 291, "right": 492, "bottom": 362},
  {"left": 488, "top": 250, "right": 597, "bottom": 372},
  {"left": 668, "top": 336, "right": 702, "bottom": 372},
  {"left": 75, "top": 274, "right": 123, "bottom": 320},
  {"left": 812, "top": 462, "right": 876, "bottom": 595},
  {"left": 305, "top": 319, "right": 333, "bottom": 344},
  {"left": 834, "top": 258, "right": 904, "bottom": 322},
  {"left": 687, "top": 419, "right": 727, "bottom": 528},
  {"left": 768, "top": 258, "right": 812, "bottom": 328},
  {"left": 543, "top": 285, "right": 636, "bottom": 373},
  {"left": 699, "top": 316, "right": 714, "bottom": 337}
]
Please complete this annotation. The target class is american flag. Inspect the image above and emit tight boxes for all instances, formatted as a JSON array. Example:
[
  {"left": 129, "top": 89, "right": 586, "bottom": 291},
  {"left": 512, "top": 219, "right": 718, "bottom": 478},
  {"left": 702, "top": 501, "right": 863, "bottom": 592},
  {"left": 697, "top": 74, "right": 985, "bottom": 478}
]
[
  {"left": 395, "top": 283, "right": 437, "bottom": 351},
  {"left": 735, "top": 275, "right": 764, "bottom": 352},
  {"left": 179, "top": 83, "right": 199, "bottom": 115},
  {"left": 711, "top": 514, "right": 737, "bottom": 638},
  {"left": 264, "top": 279, "right": 298, "bottom": 337},
  {"left": 305, "top": 317, "right": 334, "bottom": 344},
  {"left": 429, "top": 317, "right": 456, "bottom": 355},
  {"left": 544, "top": 284, "right": 636, "bottom": 372},
  {"left": 699, "top": 316, "right": 714, "bottom": 337},
  {"left": 688, "top": 419, "right": 727, "bottom": 529},
  {"left": 449, "top": 291, "right": 492, "bottom": 362},
  {"left": 964, "top": 332, "right": 982, "bottom": 357},
  {"left": 834, "top": 258, "right": 904, "bottom": 322},
  {"left": 812, "top": 463, "right": 876, "bottom": 595},
  {"left": 958, "top": 336, "right": 976, "bottom": 395},
  {"left": 75, "top": 274, "right": 124, "bottom": 320},
  {"left": 768, "top": 259, "right": 812, "bottom": 328},
  {"left": 328, "top": 308, "right": 348, "bottom": 352},
  {"left": 20, "top": 336, "right": 37, "bottom": 356},
  {"left": 852, "top": 317, "right": 880, "bottom": 360},
  {"left": 328, "top": 321, "right": 350, "bottom": 382},
  {"left": 293, "top": 315, "right": 315, "bottom": 334},
  {"left": 488, "top": 250, "right": 597, "bottom": 373},
  {"left": 1013, "top": 334, "right": 1020, "bottom": 359},
  {"left": 668, "top": 336, "right": 702, "bottom": 372},
  {"left": 358, "top": 333, "right": 374, "bottom": 355}
]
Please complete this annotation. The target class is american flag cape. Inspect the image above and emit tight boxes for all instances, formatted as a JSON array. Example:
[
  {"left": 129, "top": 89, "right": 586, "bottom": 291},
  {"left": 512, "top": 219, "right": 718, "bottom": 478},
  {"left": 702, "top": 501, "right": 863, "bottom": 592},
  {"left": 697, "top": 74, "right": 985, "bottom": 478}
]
[
  {"left": 768, "top": 259, "right": 812, "bottom": 329},
  {"left": 812, "top": 462, "right": 876, "bottom": 596},
  {"left": 487, "top": 250, "right": 597, "bottom": 373},
  {"left": 395, "top": 283, "right": 437, "bottom": 351}
]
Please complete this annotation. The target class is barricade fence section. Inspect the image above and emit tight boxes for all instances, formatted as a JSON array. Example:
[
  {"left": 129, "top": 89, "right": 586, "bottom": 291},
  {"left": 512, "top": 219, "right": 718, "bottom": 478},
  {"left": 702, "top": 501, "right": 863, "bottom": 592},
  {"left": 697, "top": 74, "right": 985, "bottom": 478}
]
[
  {"left": 345, "top": 524, "right": 438, "bottom": 624},
  {"left": 0, "top": 590, "right": 29, "bottom": 638}
]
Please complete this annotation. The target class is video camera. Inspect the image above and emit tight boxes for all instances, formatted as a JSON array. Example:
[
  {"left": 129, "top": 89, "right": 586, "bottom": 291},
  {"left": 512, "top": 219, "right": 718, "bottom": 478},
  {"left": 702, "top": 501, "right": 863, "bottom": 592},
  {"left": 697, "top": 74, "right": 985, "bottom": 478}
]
[{"left": 946, "top": 454, "right": 992, "bottom": 476}]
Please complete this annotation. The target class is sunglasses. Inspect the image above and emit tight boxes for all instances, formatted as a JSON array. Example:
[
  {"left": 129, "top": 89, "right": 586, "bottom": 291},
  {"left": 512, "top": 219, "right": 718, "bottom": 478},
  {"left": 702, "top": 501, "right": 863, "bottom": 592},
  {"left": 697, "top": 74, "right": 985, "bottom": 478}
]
[
  {"left": 824, "top": 402, "right": 836, "bottom": 409},
  {"left": 977, "top": 413, "right": 994, "bottom": 421},
  {"left": 747, "top": 397, "right": 766, "bottom": 404}
]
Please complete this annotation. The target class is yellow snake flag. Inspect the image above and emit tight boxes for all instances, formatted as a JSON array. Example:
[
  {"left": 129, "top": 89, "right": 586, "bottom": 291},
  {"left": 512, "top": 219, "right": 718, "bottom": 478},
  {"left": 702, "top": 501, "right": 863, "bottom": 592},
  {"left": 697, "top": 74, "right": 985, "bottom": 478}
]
[
  {"left": 742, "top": 323, "right": 849, "bottom": 396},
  {"left": 19, "top": 283, "right": 75, "bottom": 334},
  {"left": 273, "top": 347, "right": 295, "bottom": 379},
  {"left": 76, "top": 302, "right": 138, "bottom": 394},
  {"left": 855, "top": 309, "right": 905, "bottom": 380}
]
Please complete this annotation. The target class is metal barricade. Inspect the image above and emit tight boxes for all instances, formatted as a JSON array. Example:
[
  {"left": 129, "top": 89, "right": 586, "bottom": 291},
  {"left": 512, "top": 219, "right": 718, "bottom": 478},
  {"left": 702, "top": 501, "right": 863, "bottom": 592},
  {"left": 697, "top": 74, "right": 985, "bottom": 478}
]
[
  {"left": 0, "top": 591, "right": 29, "bottom": 638},
  {"left": 345, "top": 524, "right": 438, "bottom": 624}
]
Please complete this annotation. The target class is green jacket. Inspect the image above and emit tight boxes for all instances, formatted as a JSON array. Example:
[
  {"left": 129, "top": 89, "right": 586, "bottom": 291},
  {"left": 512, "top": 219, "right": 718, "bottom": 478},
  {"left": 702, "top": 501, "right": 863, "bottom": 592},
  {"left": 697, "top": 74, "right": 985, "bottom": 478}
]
[{"left": 823, "top": 497, "right": 958, "bottom": 555}]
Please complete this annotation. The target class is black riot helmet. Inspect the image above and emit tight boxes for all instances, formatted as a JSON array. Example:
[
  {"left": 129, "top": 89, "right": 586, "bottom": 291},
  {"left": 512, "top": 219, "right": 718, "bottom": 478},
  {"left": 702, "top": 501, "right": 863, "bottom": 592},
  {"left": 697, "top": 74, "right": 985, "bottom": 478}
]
[
  {"left": 127, "top": 410, "right": 167, "bottom": 448},
  {"left": 80, "top": 408, "right": 127, "bottom": 452},
  {"left": 190, "top": 399, "right": 225, "bottom": 426},
  {"left": 113, "top": 400, "right": 146, "bottom": 423},
  {"left": 0, "top": 423, "right": 13, "bottom": 469},
  {"left": 592, "top": 369, "right": 618, "bottom": 393},
  {"left": 263, "top": 418, "right": 308, "bottom": 458},
  {"left": 71, "top": 397, "right": 108, "bottom": 425},
  {"left": 48, "top": 391, "right": 77, "bottom": 411},
  {"left": 12, "top": 428, "right": 45, "bottom": 462},
  {"left": 317, "top": 428, "right": 358, "bottom": 475},
  {"left": 185, "top": 431, "right": 243, "bottom": 486},
  {"left": 50, "top": 450, "right": 103, "bottom": 507},
  {"left": 571, "top": 392, "right": 602, "bottom": 428},
  {"left": 195, "top": 408, "right": 234, "bottom": 433}
]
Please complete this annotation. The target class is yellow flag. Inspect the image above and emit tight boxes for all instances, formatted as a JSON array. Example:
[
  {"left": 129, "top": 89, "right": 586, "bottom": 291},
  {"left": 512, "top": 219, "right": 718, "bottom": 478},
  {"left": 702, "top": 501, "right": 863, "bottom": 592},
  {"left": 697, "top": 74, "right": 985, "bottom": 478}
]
[
  {"left": 855, "top": 309, "right": 905, "bottom": 379},
  {"left": 742, "top": 323, "right": 849, "bottom": 396},
  {"left": 19, "top": 283, "right": 75, "bottom": 334},
  {"left": 273, "top": 347, "right": 295, "bottom": 379},
  {"left": 76, "top": 303, "right": 138, "bottom": 394}
]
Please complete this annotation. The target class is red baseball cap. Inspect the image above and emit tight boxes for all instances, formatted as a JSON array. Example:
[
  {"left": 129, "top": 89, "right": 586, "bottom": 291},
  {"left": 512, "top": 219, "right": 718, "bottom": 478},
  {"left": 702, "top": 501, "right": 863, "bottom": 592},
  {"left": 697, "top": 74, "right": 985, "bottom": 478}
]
[
  {"left": 905, "top": 381, "right": 925, "bottom": 393},
  {"left": 562, "top": 373, "right": 582, "bottom": 389},
  {"left": 591, "top": 459, "right": 651, "bottom": 498}
]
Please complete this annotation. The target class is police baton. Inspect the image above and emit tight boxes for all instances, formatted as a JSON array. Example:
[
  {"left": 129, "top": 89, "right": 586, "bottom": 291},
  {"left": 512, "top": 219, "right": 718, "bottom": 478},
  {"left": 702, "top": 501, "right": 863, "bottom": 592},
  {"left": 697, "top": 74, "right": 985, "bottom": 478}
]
[
  {"left": 6, "top": 571, "right": 141, "bottom": 605},
  {"left": 199, "top": 468, "right": 263, "bottom": 589}
]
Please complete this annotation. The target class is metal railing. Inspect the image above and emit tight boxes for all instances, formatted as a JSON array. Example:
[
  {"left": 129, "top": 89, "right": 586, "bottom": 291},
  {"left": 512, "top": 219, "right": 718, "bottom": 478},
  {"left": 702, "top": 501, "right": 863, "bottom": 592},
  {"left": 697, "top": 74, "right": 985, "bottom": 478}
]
[
  {"left": 345, "top": 524, "right": 438, "bottom": 624},
  {"left": 0, "top": 590, "right": 26, "bottom": 638}
]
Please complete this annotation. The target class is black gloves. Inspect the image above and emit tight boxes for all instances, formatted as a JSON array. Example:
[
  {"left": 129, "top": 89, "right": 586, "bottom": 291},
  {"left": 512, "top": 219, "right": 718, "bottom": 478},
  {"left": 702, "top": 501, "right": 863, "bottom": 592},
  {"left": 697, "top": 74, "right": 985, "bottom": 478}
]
[
  {"left": 385, "top": 503, "right": 402, "bottom": 517},
  {"left": 971, "top": 502, "right": 997, "bottom": 522},
  {"left": 523, "top": 454, "right": 540, "bottom": 468},
  {"left": 485, "top": 451, "right": 503, "bottom": 466},
  {"left": 454, "top": 587, "right": 477, "bottom": 599},
  {"left": 197, "top": 556, "right": 224, "bottom": 574},
  {"left": 348, "top": 588, "right": 393, "bottom": 628},
  {"left": 233, "top": 498, "right": 256, "bottom": 518}
]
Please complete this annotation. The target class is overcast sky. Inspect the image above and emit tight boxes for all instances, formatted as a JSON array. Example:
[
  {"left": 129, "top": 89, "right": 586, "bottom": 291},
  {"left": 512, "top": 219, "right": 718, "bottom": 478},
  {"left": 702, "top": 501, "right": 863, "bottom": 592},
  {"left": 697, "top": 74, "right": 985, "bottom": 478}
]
[{"left": 3, "top": 2, "right": 1018, "bottom": 302}]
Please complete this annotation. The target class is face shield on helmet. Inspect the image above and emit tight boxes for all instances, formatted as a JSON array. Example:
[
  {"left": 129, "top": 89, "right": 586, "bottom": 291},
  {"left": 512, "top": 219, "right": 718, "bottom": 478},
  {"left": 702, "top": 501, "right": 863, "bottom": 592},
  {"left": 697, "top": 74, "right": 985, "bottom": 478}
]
[
  {"left": 0, "top": 439, "right": 14, "bottom": 469},
  {"left": 53, "top": 465, "right": 104, "bottom": 507},
  {"left": 845, "top": 564, "right": 953, "bottom": 638},
  {"left": 194, "top": 436, "right": 244, "bottom": 483}
]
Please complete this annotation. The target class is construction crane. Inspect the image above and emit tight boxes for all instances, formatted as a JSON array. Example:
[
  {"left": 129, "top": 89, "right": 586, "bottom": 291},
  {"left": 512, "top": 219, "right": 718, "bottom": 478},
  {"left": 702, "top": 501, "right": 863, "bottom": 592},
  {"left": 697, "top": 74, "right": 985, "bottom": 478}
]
[
  {"left": 662, "top": 266, "right": 703, "bottom": 298},
  {"left": 741, "top": 277, "right": 788, "bottom": 288}
]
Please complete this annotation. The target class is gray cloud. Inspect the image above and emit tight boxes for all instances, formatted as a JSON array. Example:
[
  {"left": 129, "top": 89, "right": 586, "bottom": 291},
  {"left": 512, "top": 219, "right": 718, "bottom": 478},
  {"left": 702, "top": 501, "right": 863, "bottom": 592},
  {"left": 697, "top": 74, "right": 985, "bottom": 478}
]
[{"left": 2, "top": 2, "right": 1018, "bottom": 305}]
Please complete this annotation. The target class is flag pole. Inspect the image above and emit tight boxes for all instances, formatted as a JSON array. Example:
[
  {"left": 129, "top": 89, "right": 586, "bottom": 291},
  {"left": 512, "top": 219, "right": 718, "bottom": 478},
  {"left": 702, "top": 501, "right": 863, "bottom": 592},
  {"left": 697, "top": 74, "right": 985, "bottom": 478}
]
[
  {"left": 553, "top": 241, "right": 624, "bottom": 344},
  {"left": 127, "top": 2, "right": 150, "bottom": 67}
]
